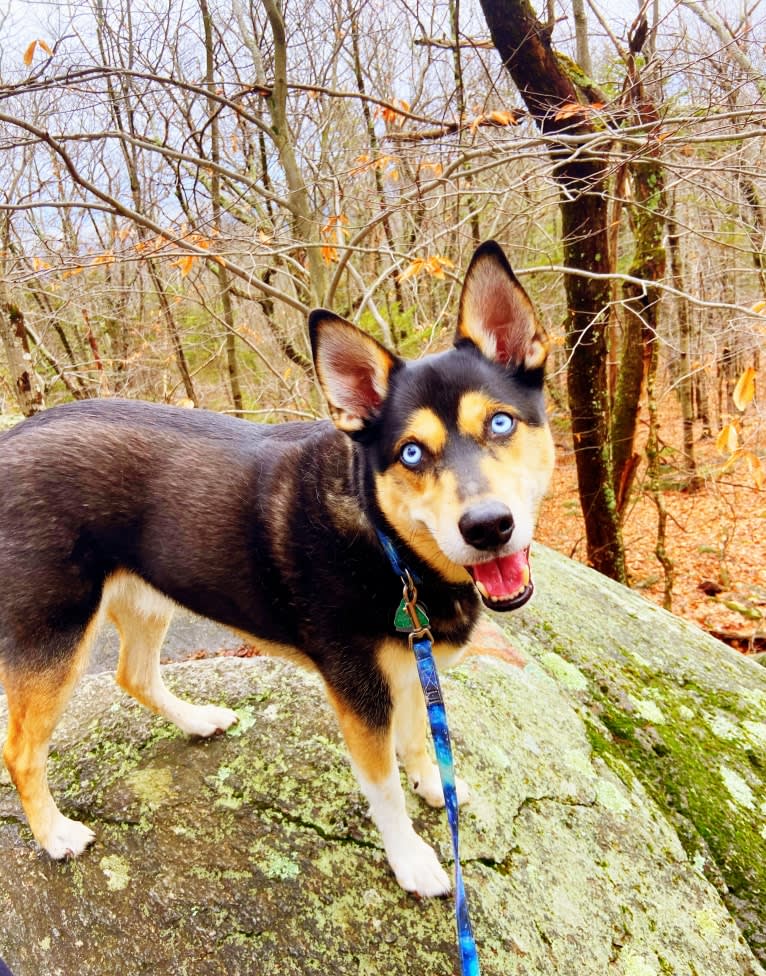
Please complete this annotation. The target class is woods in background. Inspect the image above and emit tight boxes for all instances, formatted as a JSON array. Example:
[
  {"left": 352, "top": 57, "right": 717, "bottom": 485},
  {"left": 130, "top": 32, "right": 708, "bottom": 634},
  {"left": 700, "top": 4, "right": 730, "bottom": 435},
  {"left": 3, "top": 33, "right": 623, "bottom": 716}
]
[{"left": 0, "top": 0, "right": 764, "bottom": 594}]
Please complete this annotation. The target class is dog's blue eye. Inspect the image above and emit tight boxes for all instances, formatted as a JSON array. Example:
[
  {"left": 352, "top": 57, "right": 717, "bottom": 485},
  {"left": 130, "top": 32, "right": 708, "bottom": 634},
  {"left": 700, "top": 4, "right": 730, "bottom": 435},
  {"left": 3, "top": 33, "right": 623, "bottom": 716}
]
[
  {"left": 490, "top": 412, "right": 515, "bottom": 436},
  {"left": 400, "top": 442, "right": 423, "bottom": 468}
]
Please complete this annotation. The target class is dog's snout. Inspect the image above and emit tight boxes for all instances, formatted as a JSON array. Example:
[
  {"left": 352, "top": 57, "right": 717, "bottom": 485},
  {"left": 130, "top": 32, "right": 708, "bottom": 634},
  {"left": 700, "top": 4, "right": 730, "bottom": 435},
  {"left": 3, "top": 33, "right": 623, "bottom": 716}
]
[{"left": 459, "top": 501, "right": 514, "bottom": 551}]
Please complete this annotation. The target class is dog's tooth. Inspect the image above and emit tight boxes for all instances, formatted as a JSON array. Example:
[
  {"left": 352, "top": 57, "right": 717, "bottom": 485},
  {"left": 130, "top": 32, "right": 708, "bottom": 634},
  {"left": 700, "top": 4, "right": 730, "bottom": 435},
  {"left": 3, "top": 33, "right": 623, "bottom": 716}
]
[
  {"left": 521, "top": 565, "right": 530, "bottom": 588},
  {"left": 475, "top": 580, "right": 489, "bottom": 600}
]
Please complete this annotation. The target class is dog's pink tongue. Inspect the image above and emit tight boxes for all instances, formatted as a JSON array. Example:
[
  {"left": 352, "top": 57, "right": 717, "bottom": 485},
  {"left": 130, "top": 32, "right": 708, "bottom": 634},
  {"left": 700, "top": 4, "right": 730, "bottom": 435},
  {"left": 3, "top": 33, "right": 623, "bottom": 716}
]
[{"left": 471, "top": 550, "right": 529, "bottom": 600}]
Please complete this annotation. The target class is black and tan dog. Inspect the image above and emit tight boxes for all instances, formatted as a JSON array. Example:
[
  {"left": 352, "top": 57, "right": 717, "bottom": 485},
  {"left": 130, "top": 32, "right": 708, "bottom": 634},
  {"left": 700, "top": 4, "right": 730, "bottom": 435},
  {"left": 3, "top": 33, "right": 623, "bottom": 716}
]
[{"left": 0, "top": 241, "right": 553, "bottom": 896}]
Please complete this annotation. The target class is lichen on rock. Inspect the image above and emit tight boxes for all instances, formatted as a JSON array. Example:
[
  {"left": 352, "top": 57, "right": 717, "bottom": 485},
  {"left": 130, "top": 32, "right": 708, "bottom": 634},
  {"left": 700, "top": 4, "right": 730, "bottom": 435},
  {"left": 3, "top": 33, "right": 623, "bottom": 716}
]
[{"left": 0, "top": 546, "right": 764, "bottom": 974}]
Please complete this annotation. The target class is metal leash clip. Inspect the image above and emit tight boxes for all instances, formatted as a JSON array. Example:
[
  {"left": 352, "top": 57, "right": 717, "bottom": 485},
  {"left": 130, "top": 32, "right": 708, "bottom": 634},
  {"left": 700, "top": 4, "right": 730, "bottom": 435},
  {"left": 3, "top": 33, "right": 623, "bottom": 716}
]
[{"left": 394, "top": 569, "right": 432, "bottom": 643}]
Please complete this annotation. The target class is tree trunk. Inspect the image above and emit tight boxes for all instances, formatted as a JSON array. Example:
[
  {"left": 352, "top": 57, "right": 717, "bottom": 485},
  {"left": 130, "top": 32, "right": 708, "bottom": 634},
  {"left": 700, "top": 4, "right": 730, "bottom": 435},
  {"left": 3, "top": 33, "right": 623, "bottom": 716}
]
[
  {"left": 479, "top": 0, "right": 626, "bottom": 582},
  {"left": 0, "top": 297, "right": 44, "bottom": 416},
  {"left": 201, "top": 0, "right": 243, "bottom": 416},
  {"left": 449, "top": 0, "right": 482, "bottom": 248},
  {"left": 572, "top": 0, "right": 592, "bottom": 78},
  {"left": 348, "top": 1, "right": 407, "bottom": 333},
  {"left": 667, "top": 198, "right": 702, "bottom": 486},
  {"left": 611, "top": 19, "right": 669, "bottom": 512},
  {"left": 645, "top": 332, "right": 674, "bottom": 609},
  {"left": 612, "top": 151, "right": 666, "bottom": 510},
  {"left": 262, "top": 0, "right": 327, "bottom": 306},
  {"left": 94, "top": 2, "right": 197, "bottom": 405}
]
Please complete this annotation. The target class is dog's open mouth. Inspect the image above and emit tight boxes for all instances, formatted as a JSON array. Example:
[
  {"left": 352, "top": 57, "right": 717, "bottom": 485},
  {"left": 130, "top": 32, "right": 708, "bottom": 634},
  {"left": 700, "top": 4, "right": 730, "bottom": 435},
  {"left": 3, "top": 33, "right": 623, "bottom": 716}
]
[{"left": 466, "top": 547, "right": 533, "bottom": 611}]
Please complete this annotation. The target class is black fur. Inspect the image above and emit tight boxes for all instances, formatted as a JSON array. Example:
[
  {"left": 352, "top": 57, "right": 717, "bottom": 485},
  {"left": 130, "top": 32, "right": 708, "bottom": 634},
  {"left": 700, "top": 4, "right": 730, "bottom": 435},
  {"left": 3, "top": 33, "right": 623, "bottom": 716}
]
[
  {"left": 0, "top": 396, "right": 476, "bottom": 713},
  {"left": 0, "top": 326, "right": 544, "bottom": 705}
]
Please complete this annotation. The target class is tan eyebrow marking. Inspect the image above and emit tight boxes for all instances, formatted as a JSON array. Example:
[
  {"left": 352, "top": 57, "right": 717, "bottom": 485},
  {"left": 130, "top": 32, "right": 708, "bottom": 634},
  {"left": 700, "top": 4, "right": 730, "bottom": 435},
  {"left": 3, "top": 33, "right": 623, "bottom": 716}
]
[
  {"left": 457, "top": 391, "right": 495, "bottom": 439},
  {"left": 399, "top": 407, "right": 448, "bottom": 455}
]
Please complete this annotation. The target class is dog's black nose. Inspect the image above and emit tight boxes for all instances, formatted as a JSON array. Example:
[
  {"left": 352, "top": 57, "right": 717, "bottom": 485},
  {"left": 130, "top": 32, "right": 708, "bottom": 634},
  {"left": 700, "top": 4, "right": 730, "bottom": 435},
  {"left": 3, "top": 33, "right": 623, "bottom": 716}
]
[{"left": 459, "top": 501, "right": 514, "bottom": 550}]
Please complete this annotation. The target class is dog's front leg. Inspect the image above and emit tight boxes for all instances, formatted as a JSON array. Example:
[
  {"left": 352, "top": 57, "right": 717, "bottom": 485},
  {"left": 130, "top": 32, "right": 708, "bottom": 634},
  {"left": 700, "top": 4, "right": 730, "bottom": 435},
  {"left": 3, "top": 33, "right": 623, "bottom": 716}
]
[
  {"left": 392, "top": 663, "right": 471, "bottom": 809},
  {"left": 325, "top": 688, "right": 451, "bottom": 897},
  {"left": 379, "top": 642, "right": 471, "bottom": 809}
]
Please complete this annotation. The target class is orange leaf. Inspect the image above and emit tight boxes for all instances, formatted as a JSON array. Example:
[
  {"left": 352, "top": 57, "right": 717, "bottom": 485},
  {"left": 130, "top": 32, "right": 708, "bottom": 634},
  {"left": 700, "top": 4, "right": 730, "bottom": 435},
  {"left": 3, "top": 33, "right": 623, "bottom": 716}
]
[
  {"left": 321, "top": 244, "right": 338, "bottom": 264},
  {"left": 425, "top": 255, "right": 455, "bottom": 279},
  {"left": 351, "top": 154, "right": 372, "bottom": 176},
  {"left": 398, "top": 258, "right": 426, "bottom": 281},
  {"left": 745, "top": 451, "right": 765, "bottom": 490},
  {"left": 751, "top": 300, "right": 766, "bottom": 314},
  {"left": 733, "top": 367, "right": 757, "bottom": 411},
  {"left": 487, "top": 110, "right": 517, "bottom": 126},
  {"left": 379, "top": 99, "right": 410, "bottom": 126},
  {"left": 716, "top": 423, "right": 739, "bottom": 455},
  {"left": 321, "top": 214, "right": 348, "bottom": 244},
  {"left": 171, "top": 254, "right": 196, "bottom": 276},
  {"left": 554, "top": 102, "right": 585, "bottom": 121},
  {"left": 398, "top": 255, "right": 454, "bottom": 282},
  {"left": 720, "top": 449, "right": 765, "bottom": 488},
  {"left": 24, "top": 39, "right": 52, "bottom": 65},
  {"left": 720, "top": 448, "right": 744, "bottom": 473}
]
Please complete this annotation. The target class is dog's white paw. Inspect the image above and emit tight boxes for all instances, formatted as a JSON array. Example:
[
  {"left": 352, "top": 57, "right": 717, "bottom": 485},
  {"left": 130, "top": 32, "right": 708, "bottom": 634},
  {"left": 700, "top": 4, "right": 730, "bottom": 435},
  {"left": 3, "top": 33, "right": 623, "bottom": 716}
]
[
  {"left": 388, "top": 832, "right": 451, "bottom": 897},
  {"left": 410, "top": 764, "right": 471, "bottom": 808},
  {"left": 43, "top": 814, "right": 96, "bottom": 860},
  {"left": 177, "top": 704, "right": 239, "bottom": 737}
]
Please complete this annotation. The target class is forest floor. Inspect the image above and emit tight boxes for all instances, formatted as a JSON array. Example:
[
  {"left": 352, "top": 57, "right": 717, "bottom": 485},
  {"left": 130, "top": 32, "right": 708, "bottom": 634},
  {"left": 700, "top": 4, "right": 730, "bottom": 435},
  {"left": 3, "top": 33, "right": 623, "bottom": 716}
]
[{"left": 536, "top": 398, "right": 766, "bottom": 655}]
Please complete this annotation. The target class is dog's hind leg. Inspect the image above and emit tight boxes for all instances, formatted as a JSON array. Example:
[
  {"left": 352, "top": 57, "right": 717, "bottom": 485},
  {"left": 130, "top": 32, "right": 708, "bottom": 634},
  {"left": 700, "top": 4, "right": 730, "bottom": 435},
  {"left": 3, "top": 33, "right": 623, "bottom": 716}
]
[
  {"left": 325, "top": 686, "right": 451, "bottom": 897},
  {"left": 106, "top": 574, "right": 237, "bottom": 737},
  {"left": 1, "top": 635, "right": 96, "bottom": 859}
]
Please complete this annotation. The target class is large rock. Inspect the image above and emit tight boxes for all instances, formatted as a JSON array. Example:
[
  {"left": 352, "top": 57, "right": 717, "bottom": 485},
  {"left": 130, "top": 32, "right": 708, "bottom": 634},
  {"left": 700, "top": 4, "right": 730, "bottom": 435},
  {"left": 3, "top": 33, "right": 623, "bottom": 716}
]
[
  {"left": 510, "top": 545, "right": 766, "bottom": 965},
  {"left": 0, "top": 546, "right": 764, "bottom": 975}
]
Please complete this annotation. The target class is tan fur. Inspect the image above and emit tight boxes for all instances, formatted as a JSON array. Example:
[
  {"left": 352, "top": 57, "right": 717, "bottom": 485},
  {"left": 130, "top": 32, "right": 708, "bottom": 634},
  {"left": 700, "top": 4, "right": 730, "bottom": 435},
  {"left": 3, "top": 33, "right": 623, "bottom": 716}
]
[
  {"left": 375, "top": 466, "right": 471, "bottom": 584},
  {"left": 399, "top": 407, "right": 448, "bottom": 456},
  {"left": 479, "top": 423, "right": 555, "bottom": 513},
  {"left": 1, "top": 572, "right": 239, "bottom": 858},
  {"left": 1, "top": 616, "right": 99, "bottom": 857},
  {"left": 457, "top": 391, "right": 498, "bottom": 440},
  {"left": 325, "top": 676, "right": 452, "bottom": 896},
  {"left": 376, "top": 638, "right": 468, "bottom": 806},
  {"left": 376, "top": 414, "right": 553, "bottom": 577},
  {"left": 324, "top": 686, "right": 393, "bottom": 784}
]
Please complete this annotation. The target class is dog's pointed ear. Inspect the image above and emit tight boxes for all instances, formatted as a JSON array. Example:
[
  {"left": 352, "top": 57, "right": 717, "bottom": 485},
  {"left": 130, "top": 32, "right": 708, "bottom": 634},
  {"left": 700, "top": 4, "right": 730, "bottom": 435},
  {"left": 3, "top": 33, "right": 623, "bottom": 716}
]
[
  {"left": 456, "top": 241, "right": 548, "bottom": 372},
  {"left": 309, "top": 310, "right": 400, "bottom": 433}
]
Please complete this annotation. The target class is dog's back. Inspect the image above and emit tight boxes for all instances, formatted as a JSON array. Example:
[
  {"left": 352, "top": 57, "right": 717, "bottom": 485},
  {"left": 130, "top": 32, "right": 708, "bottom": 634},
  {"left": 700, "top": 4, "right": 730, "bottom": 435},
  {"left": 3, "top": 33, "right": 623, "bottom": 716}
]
[{"left": 0, "top": 400, "right": 343, "bottom": 656}]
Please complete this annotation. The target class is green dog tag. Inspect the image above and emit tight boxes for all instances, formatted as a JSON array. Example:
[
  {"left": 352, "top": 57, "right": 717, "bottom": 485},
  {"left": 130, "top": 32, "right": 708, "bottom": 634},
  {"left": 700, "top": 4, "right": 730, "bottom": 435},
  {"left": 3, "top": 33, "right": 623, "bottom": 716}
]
[{"left": 394, "top": 598, "right": 430, "bottom": 632}]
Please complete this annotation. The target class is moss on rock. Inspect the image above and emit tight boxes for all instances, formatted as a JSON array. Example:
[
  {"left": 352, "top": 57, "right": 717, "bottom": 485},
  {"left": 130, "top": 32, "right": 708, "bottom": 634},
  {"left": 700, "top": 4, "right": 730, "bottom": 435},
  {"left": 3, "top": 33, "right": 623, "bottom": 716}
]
[
  {"left": 504, "top": 544, "right": 766, "bottom": 965},
  {"left": 0, "top": 551, "right": 763, "bottom": 974}
]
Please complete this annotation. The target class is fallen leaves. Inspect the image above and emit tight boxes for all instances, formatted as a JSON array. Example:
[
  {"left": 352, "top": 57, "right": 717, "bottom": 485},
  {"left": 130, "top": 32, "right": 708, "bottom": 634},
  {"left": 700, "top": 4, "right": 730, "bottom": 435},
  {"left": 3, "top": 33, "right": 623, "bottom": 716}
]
[{"left": 536, "top": 394, "right": 766, "bottom": 649}]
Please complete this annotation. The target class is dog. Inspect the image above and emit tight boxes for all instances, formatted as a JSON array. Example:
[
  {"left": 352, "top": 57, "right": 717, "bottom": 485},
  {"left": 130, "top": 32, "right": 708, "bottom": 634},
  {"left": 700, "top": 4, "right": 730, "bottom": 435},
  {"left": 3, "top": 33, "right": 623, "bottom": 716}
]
[{"left": 0, "top": 241, "right": 553, "bottom": 897}]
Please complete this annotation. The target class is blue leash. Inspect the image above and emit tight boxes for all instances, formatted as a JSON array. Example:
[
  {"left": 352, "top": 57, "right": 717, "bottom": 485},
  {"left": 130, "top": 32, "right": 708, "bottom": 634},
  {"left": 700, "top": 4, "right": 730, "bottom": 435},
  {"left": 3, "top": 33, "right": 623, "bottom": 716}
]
[{"left": 377, "top": 530, "right": 481, "bottom": 976}]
